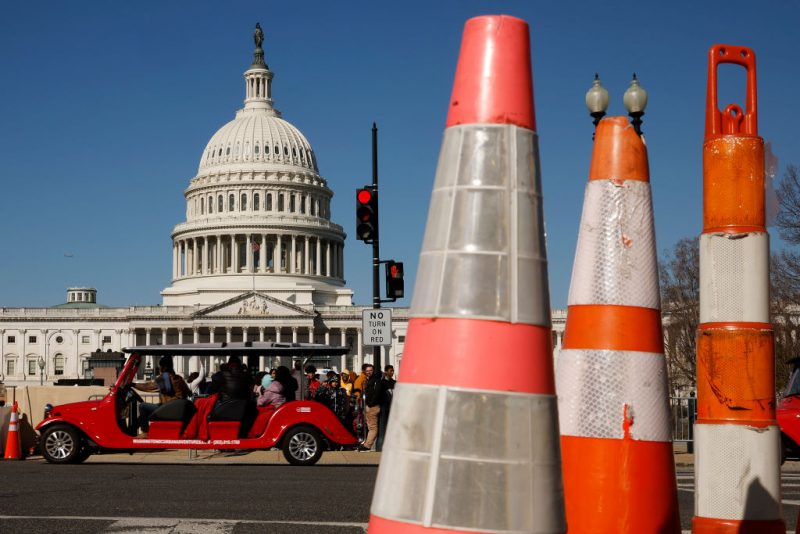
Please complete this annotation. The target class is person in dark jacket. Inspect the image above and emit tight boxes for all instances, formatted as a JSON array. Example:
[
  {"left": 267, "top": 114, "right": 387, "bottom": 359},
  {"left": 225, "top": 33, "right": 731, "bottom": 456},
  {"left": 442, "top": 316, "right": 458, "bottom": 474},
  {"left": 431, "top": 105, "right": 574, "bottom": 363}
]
[
  {"left": 133, "top": 356, "right": 190, "bottom": 437},
  {"left": 275, "top": 365, "right": 297, "bottom": 402},
  {"left": 359, "top": 365, "right": 384, "bottom": 451},
  {"left": 217, "top": 356, "right": 253, "bottom": 403}
]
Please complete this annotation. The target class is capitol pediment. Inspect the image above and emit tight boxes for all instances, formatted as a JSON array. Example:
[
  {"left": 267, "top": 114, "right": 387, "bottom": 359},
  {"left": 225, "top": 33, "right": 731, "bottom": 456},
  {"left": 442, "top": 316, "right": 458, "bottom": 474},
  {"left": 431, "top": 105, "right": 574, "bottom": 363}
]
[{"left": 193, "top": 292, "right": 314, "bottom": 318}]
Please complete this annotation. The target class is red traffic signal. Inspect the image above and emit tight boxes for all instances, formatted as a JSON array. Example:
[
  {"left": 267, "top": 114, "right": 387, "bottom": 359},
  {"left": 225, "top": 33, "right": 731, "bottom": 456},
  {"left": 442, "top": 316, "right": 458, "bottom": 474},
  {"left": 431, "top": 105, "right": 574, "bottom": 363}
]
[
  {"left": 356, "top": 187, "right": 378, "bottom": 241},
  {"left": 385, "top": 260, "right": 404, "bottom": 299}
]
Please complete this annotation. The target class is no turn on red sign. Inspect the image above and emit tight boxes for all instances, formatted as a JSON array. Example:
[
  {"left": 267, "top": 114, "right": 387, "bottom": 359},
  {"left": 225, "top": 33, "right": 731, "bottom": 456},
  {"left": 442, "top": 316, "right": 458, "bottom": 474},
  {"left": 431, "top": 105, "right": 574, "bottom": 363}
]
[{"left": 362, "top": 308, "right": 392, "bottom": 346}]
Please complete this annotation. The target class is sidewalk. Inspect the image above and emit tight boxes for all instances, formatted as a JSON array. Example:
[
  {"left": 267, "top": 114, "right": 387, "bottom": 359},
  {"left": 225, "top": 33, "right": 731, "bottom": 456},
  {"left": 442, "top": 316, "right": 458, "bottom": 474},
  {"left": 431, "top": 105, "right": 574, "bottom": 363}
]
[{"left": 78, "top": 449, "right": 382, "bottom": 465}]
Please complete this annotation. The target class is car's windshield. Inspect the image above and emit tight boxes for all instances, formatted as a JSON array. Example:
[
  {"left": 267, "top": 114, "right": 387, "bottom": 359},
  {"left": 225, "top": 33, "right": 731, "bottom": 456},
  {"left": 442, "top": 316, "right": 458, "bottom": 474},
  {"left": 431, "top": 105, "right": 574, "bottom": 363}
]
[
  {"left": 784, "top": 366, "right": 800, "bottom": 398},
  {"left": 114, "top": 353, "right": 141, "bottom": 389}
]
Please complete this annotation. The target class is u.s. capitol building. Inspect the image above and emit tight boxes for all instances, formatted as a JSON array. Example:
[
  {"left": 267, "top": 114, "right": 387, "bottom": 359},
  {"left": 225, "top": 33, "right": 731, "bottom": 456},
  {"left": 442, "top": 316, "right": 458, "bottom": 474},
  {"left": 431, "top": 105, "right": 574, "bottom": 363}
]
[{"left": 0, "top": 27, "right": 568, "bottom": 386}]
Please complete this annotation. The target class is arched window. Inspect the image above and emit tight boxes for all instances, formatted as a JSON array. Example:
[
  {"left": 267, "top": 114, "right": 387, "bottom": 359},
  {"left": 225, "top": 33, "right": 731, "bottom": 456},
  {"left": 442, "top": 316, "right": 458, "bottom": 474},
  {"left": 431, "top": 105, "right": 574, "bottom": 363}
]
[
  {"left": 253, "top": 193, "right": 260, "bottom": 211},
  {"left": 218, "top": 148, "right": 222, "bottom": 156},
  {"left": 235, "top": 143, "right": 240, "bottom": 156},
  {"left": 290, "top": 195, "right": 296, "bottom": 212},
  {"left": 200, "top": 197, "right": 205, "bottom": 214},
  {"left": 218, "top": 195, "right": 223, "bottom": 212},
  {"left": 310, "top": 198, "right": 315, "bottom": 216},
  {"left": 278, "top": 193, "right": 285, "bottom": 212},
  {"left": 208, "top": 196, "right": 213, "bottom": 213},
  {"left": 300, "top": 196, "right": 305, "bottom": 214},
  {"left": 241, "top": 193, "right": 247, "bottom": 211},
  {"left": 229, "top": 194, "right": 235, "bottom": 211},
  {"left": 266, "top": 193, "right": 272, "bottom": 211},
  {"left": 226, "top": 146, "right": 230, "bottom": 155},
  {"left": 255, "top": 144, "right": 260, "bottom": 155},
  {"left": 292, "top": 147, "right": 297, "bottom": 158},
  {"left": 284, "top": 146, "right": 289, "bottom": 156},
  {"left": 54, "top": 354, "right": 64, "bottom": 376},
  {"left": 274, "top": 145, "right": 279, "bottom": 154}
]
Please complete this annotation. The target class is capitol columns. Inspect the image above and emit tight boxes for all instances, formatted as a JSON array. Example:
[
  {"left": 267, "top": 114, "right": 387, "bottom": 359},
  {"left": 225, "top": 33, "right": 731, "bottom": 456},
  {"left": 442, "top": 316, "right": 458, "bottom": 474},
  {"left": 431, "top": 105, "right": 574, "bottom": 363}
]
[
  {"left": 291, "top": 327, "right": 298, "bottom": 344},
  {"left": 304, "top": 236, "right": 310, "bottom": 274},
  {"left": 276, "top": 234, "right": 283, "bottom": 273},
  {"left": 325, "top": 241, "right": 331, "bottom": 277},
  {"left": 209, "top": 327, "right": 215, "bottom": 344},
  {"left": 230, "top": 234, "right": 236, "bottom": 273},
  {"left": 261, "top": 234, "right": 268, "bottom": 273},
  {"left": 246, "top": 234, "right": 252, "bottom": 272},
  {"left": 316, "top": 238, "right": 321, "bottom": 276},
  {"left": 226, "top": 327, "right": 232, "bottom": 343},
  {"left": 290, "top": 236, "right": 297, "bottom": 274}
]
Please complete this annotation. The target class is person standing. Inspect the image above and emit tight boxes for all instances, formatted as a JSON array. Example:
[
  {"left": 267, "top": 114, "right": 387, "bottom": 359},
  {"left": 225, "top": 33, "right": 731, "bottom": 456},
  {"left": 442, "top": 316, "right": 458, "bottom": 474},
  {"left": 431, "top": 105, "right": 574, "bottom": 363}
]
[
  {"left": 376, "top": 365, "right": 396, "bottom": 451},
  {"left": 359, "top": 364, "right": 384, "bottom": 451}
]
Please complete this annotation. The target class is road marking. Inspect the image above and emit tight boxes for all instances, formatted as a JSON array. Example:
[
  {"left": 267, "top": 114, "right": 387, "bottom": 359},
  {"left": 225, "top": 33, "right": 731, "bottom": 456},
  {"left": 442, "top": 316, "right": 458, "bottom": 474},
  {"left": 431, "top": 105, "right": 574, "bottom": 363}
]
[{"left": 0, "top": 516, "right": 369, "bottom": 533}]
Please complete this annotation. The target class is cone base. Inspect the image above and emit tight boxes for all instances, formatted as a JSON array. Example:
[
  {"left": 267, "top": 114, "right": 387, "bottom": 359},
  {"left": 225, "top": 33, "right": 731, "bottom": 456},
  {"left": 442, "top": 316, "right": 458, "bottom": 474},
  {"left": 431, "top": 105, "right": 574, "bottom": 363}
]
[
  {"left": 692, "top": 516, "right": 785, "bottom": 533},
  {"left": 368, "top": 514, "right": 528, "bottom": 534},
  {"left": 561, "top": 435, "right": 680, "bottom": 533}
]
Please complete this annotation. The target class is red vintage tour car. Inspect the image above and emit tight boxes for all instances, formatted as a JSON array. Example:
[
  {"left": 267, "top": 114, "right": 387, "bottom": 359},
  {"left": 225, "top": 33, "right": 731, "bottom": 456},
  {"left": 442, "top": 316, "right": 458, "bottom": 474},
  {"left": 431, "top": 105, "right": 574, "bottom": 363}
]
[{"left": 36, "top": 343, "right": 359, "bottom": 466}]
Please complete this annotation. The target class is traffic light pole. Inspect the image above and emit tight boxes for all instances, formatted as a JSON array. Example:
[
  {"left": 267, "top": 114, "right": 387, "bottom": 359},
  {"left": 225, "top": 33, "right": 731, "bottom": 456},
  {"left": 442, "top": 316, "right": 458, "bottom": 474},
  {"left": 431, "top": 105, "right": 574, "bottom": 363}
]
[{"left": 371, "top": 122, "right": 381, "bottom": 373}]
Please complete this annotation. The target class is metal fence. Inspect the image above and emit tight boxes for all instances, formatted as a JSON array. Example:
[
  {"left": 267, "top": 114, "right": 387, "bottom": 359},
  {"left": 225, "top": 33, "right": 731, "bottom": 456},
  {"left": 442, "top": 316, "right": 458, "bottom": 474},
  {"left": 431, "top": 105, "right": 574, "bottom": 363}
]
[{"left": 670, "top": 396, "right": 696, "bottom": 449}]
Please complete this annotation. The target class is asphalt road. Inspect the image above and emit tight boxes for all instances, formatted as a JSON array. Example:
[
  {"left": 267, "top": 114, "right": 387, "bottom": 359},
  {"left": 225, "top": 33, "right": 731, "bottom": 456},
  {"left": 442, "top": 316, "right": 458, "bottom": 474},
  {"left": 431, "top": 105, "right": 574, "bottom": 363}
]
[
  {"left": 1, "top": 462, "right": 799, "bottom": 533},
  {"left": 0, "top": 462, "right": 375, "bottom": 533}
]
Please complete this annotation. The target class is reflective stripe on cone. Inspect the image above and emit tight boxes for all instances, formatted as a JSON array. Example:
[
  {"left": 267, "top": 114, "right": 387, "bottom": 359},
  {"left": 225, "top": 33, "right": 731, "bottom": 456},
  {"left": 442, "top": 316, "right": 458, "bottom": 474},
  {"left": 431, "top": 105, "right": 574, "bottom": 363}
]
[
  {"left": 557, "top": 116, "right": 679, "bottom": 533},
  {"left": 694, "top": 424, "right": 781, "bottom": 520},
  {"left": 368, "top": 14, "right": 565, "bottom": 534}
]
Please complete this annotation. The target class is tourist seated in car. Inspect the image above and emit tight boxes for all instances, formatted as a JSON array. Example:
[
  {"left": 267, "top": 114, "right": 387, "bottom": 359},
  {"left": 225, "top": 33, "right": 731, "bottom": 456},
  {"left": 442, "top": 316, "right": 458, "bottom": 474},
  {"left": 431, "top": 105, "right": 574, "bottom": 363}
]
[
  {"left": 218, "top": 356, "right": 253, "bottom": 403},
  {"left": 305, "top": 365, "right": 321, "bottom": 399},
  {"left": 257, "top": 374, "right": 286, "bottom": 408},
  {"left": 275, "top": 365, "right": 297, "bottom": 401},
  {"left": 314, "top": 374, "right": 350, "bottom": 421},
  {"left": 186, "top": 363, "right": 207, "bottom": 397},
  {"left": 133, "top": 356, "right": 190, "bottom": 437}
]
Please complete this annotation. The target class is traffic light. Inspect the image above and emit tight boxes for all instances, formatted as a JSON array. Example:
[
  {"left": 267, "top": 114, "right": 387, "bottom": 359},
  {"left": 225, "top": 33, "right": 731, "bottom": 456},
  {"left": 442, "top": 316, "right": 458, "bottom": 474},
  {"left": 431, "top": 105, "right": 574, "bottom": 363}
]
[
  {"left": 356, "top": 187, "right": 378, "bottom": 241},
  {"left": 385, "top": 261, "right": 404, "bottom": 299}
]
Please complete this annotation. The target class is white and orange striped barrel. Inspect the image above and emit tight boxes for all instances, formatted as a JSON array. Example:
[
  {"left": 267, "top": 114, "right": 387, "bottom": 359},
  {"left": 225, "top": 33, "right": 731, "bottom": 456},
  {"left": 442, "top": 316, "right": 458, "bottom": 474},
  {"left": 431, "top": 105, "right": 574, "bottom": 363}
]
[
  {"left": 693, "top": 44, "right": 784, "bottom": 533},
  {"left": 557, "top": 116, "right": 681, "bottom": 533},
  {"left": 368, "top": 15, "right": 565, "bottom": 534}
]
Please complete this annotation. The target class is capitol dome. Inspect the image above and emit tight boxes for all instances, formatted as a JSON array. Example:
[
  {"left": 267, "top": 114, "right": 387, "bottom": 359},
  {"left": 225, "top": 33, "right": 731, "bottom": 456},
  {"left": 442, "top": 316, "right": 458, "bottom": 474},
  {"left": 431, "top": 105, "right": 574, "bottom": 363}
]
[
  {"left": 198, "top": 108, "right": 319, "bottom": 175},
  {"left": 161, "top": 25, "right": 350, "bottom": 308}
]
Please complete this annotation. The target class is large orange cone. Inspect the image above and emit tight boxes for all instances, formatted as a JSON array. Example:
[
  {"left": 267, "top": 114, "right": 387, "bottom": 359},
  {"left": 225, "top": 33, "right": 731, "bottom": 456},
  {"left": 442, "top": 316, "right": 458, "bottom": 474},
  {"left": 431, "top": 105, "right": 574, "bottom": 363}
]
[
  {"left": 367, "top": 15, "right": 565, "bottom": 533},
  {"left": 692, "top": 44, "right": 785, "bottom": 533},
  {"left": 3, "top": 402, "right": 21, "bottom": 460},
  {"left": 557, "top": 116, "right": 680, "bottom": 533}
]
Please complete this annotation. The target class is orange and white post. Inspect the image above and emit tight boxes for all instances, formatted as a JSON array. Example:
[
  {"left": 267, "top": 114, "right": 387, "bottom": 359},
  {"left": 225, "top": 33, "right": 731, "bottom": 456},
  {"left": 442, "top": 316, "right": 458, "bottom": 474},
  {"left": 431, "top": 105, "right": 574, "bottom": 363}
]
[
  {"left": 557, "top": 116, "right": 681, "bottom": 532},
  {"left": 692, "top": 44, "right": 784, "bottom": 533},
  {"left": 367, "top": 15, "right": 566, "bottom": 534}
]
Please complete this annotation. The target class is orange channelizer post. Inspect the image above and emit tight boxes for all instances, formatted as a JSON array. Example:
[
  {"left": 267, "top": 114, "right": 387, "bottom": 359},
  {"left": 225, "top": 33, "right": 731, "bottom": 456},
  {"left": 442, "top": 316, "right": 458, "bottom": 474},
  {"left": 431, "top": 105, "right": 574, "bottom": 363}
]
[
  {"left": 3, "top": 401, "right": 22, "bottom": 460},
  {"left": 367, "top": 15, "right": 566, "bottom": 534},
  {"left": 557, "top": 116, "right": 680, "bottom": 533},
  {"left": 692, "top": 44, "right": 785, "bottom": 533}
]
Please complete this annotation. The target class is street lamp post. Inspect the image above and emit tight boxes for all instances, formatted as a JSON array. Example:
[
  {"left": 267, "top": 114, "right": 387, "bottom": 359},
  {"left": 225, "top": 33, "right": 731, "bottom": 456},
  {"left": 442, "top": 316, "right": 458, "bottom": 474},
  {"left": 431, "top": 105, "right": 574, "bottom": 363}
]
[
  {"left": 585, "top": 73, "right": 609, "bottom": 137},
  {"left": 38, "top": 356, "right": 45, "bottom": 386},
  {"left": 623, "top": 73, "right": 648, "bottom": 135}
]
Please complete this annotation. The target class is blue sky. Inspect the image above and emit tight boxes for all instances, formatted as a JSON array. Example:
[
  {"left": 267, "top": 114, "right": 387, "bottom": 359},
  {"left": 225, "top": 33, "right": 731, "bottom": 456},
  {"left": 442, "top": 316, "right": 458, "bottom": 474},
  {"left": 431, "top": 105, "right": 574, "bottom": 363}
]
[{"left": 1, "top": 1, "right": 798, "bottom": 309}]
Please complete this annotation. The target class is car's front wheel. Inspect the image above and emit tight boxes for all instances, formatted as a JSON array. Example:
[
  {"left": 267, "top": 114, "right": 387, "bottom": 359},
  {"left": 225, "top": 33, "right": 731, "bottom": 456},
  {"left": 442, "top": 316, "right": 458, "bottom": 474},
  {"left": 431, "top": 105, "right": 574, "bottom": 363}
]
[
  {"left": 281, "top": 425, "right": 324, "bottom": 466},
  {"left": 41, "top": 425, "right": 84, "bottom": 464}
]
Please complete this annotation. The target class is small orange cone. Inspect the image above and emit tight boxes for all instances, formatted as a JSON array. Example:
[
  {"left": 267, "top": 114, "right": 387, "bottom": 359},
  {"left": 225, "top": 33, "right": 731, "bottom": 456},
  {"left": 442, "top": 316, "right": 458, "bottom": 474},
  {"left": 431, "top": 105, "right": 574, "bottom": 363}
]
[
  {"left": 557, "top": 116, "right": 680, "bottom": 532},
  {"left": 4, "top": 402, "right": 22, "bottom": 460},
  {"left": 367, "top": 14, "right": 565, "bottom": 533}
]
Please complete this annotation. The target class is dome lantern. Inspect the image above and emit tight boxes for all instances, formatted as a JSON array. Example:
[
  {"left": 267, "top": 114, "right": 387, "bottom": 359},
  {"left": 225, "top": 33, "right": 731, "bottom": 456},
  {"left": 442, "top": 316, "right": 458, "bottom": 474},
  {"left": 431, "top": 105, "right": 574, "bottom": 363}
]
[{"left": 243, "top": 22, "right": 278, "bottom": 116}]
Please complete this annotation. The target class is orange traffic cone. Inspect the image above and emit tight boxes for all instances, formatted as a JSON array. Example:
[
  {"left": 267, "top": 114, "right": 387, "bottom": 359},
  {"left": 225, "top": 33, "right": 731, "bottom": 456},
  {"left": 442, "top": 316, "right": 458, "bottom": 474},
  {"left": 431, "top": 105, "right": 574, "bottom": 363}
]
[
  {"left": 367, "top": 15, "right": 565, "bottom": 534},
  {"left": 692, "top": 44, "right": 784, "bottom": 533},
  {"left": 4, "top": 402, "right": 21, "bottom": 460},
  {"left": 557, "top": 116, "right": 680, "bottom": 532}
]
